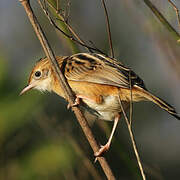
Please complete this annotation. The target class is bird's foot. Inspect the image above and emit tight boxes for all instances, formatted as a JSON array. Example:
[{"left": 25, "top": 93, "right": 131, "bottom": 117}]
[
  {"left": 67, "top": 97, "right": 80, "bottom": 109},
  {"left": 94, "top": 143, "right": 110, "bottom": 157},
  {"left": 94, "top": 143, "right": 110, "bottom": 163}
]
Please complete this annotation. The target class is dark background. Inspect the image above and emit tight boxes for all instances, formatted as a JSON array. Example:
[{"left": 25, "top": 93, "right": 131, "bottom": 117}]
[{"left": 0, "top": 0, "right": 180, "bottom": 179}]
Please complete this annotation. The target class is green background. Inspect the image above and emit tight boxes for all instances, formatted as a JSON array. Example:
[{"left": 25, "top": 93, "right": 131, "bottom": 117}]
[{"left": 0, "top": 0, "right": 180, "bottom": 179}]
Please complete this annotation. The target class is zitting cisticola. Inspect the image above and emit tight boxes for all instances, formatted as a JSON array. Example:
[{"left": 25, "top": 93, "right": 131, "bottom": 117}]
[{"left": 20, "top": 53, "right": 180, "bottom": 156}]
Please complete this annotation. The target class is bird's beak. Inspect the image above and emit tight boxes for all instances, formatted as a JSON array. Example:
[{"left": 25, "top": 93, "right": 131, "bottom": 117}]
[{"left": 19, "top": 83, "right": 36, "bottom": 96}]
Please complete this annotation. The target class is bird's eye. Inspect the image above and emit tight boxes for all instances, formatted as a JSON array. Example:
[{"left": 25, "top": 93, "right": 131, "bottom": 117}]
[{"left": 34, "top": 71, "right": 42, "bottom": 79}]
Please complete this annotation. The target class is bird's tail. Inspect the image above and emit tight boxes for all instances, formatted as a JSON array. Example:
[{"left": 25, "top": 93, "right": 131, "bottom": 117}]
[{"left": 134, "top": 86, "right": 180, "bottom": 120}]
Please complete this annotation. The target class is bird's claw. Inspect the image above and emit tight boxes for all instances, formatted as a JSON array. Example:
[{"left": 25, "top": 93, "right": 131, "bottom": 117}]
[
  {"left": 67, "top": 97, "right": 80, "bottom": 109},
  {"left": 94, "top": 143, "right": 110, "bottom": 163}
]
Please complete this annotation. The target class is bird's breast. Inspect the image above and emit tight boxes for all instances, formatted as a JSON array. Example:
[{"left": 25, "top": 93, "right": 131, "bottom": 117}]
[
  {"left": 82, "top": 95, "right": 129, "bottom": 121},
  {"left": 53, "top": 80, "right": 130, "bottom": 121}
]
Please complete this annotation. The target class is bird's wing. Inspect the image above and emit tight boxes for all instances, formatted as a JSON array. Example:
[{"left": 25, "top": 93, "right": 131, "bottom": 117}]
[{"left": 61, "top": 53, "right": 146, "bottom": 89}]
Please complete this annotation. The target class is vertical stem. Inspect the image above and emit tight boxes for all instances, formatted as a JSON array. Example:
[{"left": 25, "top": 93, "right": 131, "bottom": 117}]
[
  {"left": 118, "top": 89, "right": 146, "bottom": 180},
  {"left": 168, "top": 0, "right": 180, "bottom": 31},
  {"left": 18, "top": 0, "right": 115, "bottom": 179},
  {"left": 101, "top": 0, "right": 114, "bottom": 58}
]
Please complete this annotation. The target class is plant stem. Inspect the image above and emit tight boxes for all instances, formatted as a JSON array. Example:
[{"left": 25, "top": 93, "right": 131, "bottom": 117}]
[{"left": 18, "top": 0, "right": 115, "bottom": 179}]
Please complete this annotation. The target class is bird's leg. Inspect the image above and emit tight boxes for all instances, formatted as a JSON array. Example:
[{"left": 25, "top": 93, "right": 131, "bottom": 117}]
[{"left": 94, "top": 115, "right": 120, "bottom": 157}]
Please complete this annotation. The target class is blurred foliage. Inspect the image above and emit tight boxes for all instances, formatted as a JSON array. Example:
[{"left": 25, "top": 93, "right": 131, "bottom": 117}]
[
  {"left": 46, "top": 0, "right": 80, "bottom": 53},
  {"left": 1, "top": 0, "right": 180, "bottom": 179}
]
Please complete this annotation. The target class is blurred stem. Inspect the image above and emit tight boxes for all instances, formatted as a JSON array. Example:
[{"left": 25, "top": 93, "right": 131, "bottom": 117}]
[
  {"left": 142, "top": 0, "right": 180, "bottom": 43},
  {"left": 37, "top": 116, "right": 102, "bottom": 180},
  {"left": 46, "top": 0, "right": 87, "bottom": 46},
  {"left": 168, "top": 0, "right": 180, "bottom": 31},
  {"left": 46, "top": 0, "right": 80, "bottom": 53},
  {"left": 67, "top": 135, "right": 102, "bottom": 180},
  {"left": 40, "top": 0, "right": 105, "bottom": 54}
]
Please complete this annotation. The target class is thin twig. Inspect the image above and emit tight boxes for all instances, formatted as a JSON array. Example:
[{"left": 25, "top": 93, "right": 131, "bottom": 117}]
[
  {"left": 101, "top": 0, "right": 114, "bottom": 58},
  {"left": 46, "top": 0, "right": 86, "bottom": 46},
  {"left": 142, "top": 0, "right": 180, "bottom": 42},
  {"left": 118, "top": 89, "right": 146, "bottom": 180},
  {"left": 56, "top": 0, "right": 59, "bottom": 12},
  {"left": 45, "top": 0, "right": 102, "bottom": 53},
  {"left": 19, "top": 0, "right": 115, "bottom": 179},
  {"left": 64, "top": 0, "right": 71, "bottom": 22},
  {"left": 129, "top": 71, "right": 133, "bottom": 126},
  {"left": 39, "top": 0, "right": 105, "bottom": 54},
  {"left": 168, "top": 0, "right": 180, "bottom": 31}
]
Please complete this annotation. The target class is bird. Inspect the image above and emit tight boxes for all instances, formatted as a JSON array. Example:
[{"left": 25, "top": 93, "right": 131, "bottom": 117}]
[{"left": 20, "top": 52, "right": 180, "bottom": 157}]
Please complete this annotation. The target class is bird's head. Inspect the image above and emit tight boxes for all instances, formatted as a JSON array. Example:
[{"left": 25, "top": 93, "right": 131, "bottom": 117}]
[{"left": 20, "top": 57, "right": 54, "bottom": 95}]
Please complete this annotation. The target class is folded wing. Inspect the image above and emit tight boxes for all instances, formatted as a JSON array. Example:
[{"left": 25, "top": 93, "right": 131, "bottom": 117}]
[{"left": 61, "top": 53, "right": 146, "bottom": 90}]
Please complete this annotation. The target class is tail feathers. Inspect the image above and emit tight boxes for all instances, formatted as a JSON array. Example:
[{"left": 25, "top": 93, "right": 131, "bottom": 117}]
[
  {"left": 135, "top": 86, "right": 180, "bottom": 120},
  {"left": 172, "top": 113, "right": 180, "bottom": 120},
  {"left": 150, "top": 94, "right": 180, "bottom": 120}
]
